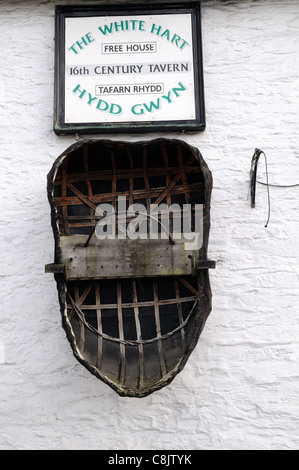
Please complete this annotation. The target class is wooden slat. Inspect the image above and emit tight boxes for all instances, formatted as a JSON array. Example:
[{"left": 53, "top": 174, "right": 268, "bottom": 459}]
[
  {"left": 54, "top": 165, "right": 202, "bottom": 186},
  {"left": 68, "top": 282, "right": 95, "bottom": 321},
  {"left": 64, "top": 180, "right": 130, "bottom": 237},
  {"left": 152, "top": 154, "right": 196, "bottom": 206},
  {"left": 110, "top": 149, "right": 117, "bottom": 212},
  {"left": 117, "top": 282, "right": 126, "bottom": 386},
  {"left": 66, "top": 183, "right": 97, "bottom": 211},
  {"left": 95, "top": 283, "right": 103, "bottom": 369},
  {"left": 178, "top": 277, "right": 199, "bottom": 296},
  {"left": 127, "top": 147, "right": 134, "bottom": 207},
  {"left": 54, "top": 182, "right": 204, "bottom": 208},
  {"left": 61, "top": 235, "right": 197, "bottom": 280},
  {"left": 66, "top": 295, "right": 198, "bottom": 311},
  {"left": 84, "top": 145, "right": 93, "bottom": 200},
  {"left": 75, "top": 286, "right": 85, "bottom": 353},
  {"left": 65, "top": 215, "right": 104, "bottom": 220},
  {"left": 62, "top": 156, "right": 70, "bottom": 234},
  {"left": 63, "top": 222, "right": 99, "bottom": 228},
  {"left": 174, "top": 279, "right": 186, "bottom": 350},
  {"left": 153, "top": 280, "right": 167, "bottom": 377},
  {"left": 84, "top": 145, "right": 96, "bottom": 232},
  {"left": 178, "top": 146, "right": 190, "bottom": 205},
  {"left": 143, "top": 147, "right": 151, "bottom": 231},
  {"left": 64, "top": 207, "right": 199, "bottom": 221},
  {"left": 161, "top": 144, "right": 171, "bottom": 207},
  {"left": 132, "top": 280, "right": 144, "bottom": 389}
]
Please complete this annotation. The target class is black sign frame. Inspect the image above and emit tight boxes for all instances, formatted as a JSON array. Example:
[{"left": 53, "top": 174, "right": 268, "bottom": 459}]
[{"left": 54, "top": 3, "right": 205, "bottom": 135}]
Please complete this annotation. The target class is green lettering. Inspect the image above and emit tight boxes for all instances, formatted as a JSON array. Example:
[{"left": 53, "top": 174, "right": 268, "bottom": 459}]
[
  {"left": 98, "top": 23, "right": 114, "bottom": 35},
  {"left": 180, "top": 39, "right": 190, "bottom": 50},
  {"left": 151, "top": 24, "right": 162, "bottom": 35},
  {"left": 86, "top": 33, "right": 95, "bottom": 44},
  {"left": 143, "top": 99, "right": 160, "bottom": 113},
  {"left": 171, "top": 34, "right": 181, "bottom": 47},
  {"left": 68, "top": 45, "right": 78, "bottom": 55},
  {"left": 161, "top": 91, "right": 172, "bottom": 104},
  {"left": 110, "top": 103, "right": 122, "bottom": 114},
  {"left": 73, "top": 84, "right": 86, "bottom": 99},
  {"left": 161, "top": 29, "right": 170, "bottom": 40},
  {"left": 68, "top": 33, "right": 95, "bottom": 55},
  {"left": 131, "top": 104, "right": 144, "bottom": 115},
  {"left": 114, "top": 21, "right": 125, "bottom": 32},
  {"left": 96, "top": 99, "right": 109, "bottom": 111},
  {"left": 139, "top": 21, "right": 146, "bottom": 31},
  {"left": 87, "top": 93, "right": 97, "bottom": 105},
  {"left": 172, "top": 82, "right": 186, "bottom": 97},
  {"left": 130, "top": 20, "right": 138, "bottom": 30}
]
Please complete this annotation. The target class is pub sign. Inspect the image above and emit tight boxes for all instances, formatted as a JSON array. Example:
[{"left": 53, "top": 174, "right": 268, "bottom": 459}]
[{"left": 54, "top": 3, "right": 205, "bottom": 134}]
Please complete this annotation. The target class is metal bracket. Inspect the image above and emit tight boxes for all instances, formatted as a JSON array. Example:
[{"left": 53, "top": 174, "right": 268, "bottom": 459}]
[
  {"left": 45, "top": 259, "right": 216, "bottom": 277},
  {"left": 196, "top": 260, "right": 216, "bottom": 270},
  {"left": 190, "top": 257, "right": 216, "bottom": 276},
  {"left": 45, "top": 263, "right": 65, "bottom": 274}
]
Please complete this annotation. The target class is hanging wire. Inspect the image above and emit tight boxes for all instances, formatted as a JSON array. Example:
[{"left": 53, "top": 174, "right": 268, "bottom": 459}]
[
  {"left": 84, "top": 210, "right": 176, "bottom": 248},
  {"left": 250, "top": 149, "right": 299, "bottom": 227},
  {"left": 257, "top": 181, "right": 299, "bottom": 188},
  {"left": 250, "top": 148, "right": 271, "bottom": 228},
  {"left": 67, "top": 291, "right": 198, "bottom": 346}
]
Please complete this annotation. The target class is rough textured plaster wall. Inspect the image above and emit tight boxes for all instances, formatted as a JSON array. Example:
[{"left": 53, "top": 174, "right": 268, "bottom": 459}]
[{"left": 0, "top": 0, "right": 299, "bottom": 450}]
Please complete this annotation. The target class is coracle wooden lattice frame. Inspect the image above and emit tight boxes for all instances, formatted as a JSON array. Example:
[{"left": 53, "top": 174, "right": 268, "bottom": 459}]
[{"left": 46, "top": 138, "right": 214, "bottom": 397}]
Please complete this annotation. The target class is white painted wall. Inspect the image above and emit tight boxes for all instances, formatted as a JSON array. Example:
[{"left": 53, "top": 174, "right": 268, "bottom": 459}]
[{"left": 1, "top": 0, "right": 299, "bottom": 450}]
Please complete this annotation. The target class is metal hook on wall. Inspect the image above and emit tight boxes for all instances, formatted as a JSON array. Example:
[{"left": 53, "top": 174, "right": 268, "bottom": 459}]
[{"left": 250, "top": 148, "right": 271, "bottom": 228}]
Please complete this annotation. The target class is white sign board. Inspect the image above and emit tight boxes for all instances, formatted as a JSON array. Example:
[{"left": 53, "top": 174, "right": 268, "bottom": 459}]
[{"left": 54, "top": 5, "right": 205, "bottom": 134}]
